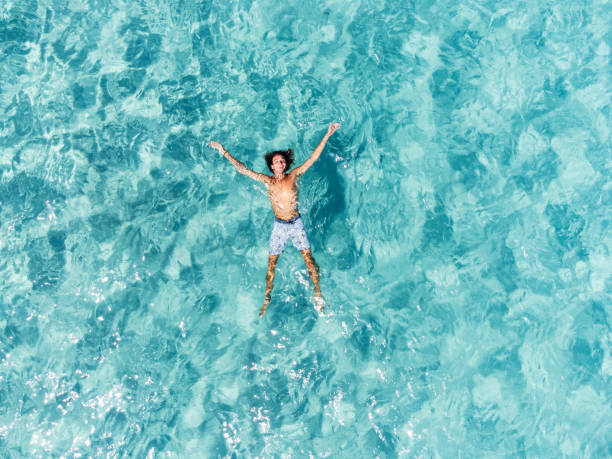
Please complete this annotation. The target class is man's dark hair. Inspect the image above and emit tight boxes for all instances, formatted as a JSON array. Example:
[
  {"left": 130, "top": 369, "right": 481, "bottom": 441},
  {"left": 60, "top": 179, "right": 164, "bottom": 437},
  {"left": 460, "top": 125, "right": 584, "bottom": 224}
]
[{"left": 264, "top": 149, "right": 294, "bottom": 173}]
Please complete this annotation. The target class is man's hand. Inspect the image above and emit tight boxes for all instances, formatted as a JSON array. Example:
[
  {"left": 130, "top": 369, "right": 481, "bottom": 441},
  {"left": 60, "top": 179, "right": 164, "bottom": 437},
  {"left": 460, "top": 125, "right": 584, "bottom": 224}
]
[
  {"left": 209, "top": 141, "right": 225, "bottom": 154},
  {"left": 327, "top": 122, "right": 341, "bottom": 136}
]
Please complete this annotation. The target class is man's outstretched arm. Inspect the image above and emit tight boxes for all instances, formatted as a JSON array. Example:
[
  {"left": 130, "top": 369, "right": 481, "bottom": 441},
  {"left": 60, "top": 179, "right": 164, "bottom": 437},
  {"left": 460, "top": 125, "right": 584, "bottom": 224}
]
[
  {"left": 209, "top": 141, "right": 270, "bottom": 184},
  {"left": 291, "top": 122, "right": 341, "bottom": 177}
]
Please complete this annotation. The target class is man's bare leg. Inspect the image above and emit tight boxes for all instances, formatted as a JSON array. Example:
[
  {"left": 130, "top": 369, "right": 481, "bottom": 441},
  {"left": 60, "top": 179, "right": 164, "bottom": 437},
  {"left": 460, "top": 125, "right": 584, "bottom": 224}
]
[
  {"left": 300, "top": 249, "right": 323, "bottom": 312},
  {"left": 260, "top": 255, "right": 279, "bottom": 317}
]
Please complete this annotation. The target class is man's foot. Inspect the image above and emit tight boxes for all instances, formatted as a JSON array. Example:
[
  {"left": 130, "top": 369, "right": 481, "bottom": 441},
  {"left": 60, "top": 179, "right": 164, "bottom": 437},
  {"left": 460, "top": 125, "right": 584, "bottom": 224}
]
[{"left": 314, "top": 294, "right": 325, "bottom": 314}]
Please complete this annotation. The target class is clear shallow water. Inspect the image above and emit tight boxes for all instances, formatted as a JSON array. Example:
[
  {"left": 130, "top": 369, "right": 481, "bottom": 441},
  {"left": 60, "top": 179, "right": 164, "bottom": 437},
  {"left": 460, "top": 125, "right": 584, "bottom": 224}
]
[{"left": 1, "top": 0, "right": 611, "bottom": 456}]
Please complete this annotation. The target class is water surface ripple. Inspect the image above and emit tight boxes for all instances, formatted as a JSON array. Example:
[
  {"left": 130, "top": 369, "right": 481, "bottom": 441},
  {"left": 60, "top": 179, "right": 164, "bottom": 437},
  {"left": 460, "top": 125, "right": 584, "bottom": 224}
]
[{"left": 0, "top": 0, "right": 611, "bottom": 456}]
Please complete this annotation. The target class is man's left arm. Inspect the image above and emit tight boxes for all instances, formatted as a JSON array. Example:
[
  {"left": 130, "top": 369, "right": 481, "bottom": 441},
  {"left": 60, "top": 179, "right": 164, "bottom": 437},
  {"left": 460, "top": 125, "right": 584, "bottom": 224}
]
[{"left": 291, "top": 122, "right": 340, "bottom": 177}]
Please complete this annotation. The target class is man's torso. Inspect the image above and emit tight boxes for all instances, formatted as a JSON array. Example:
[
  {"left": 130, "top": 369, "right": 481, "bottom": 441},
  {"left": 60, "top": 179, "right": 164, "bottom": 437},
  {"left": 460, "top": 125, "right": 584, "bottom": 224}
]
[{"left": 266, "top": 173, "right": 300, "bottom": 220}]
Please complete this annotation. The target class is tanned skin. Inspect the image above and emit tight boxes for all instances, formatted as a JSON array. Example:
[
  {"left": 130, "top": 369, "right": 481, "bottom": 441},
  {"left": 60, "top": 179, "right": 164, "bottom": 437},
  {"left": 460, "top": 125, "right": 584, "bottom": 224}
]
[{"left": 209, "top": 122, "right": 341, "bottom": 317}]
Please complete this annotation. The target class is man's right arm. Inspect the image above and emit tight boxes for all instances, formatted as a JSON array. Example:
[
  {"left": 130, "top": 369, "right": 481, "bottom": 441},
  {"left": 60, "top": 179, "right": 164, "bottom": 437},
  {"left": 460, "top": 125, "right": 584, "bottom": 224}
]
[
  {"left": 290, "top": 122, "right": 340, "bottom": 177},
  {"left": 209, "top": 141, "right": 270, "bottom": 184}
]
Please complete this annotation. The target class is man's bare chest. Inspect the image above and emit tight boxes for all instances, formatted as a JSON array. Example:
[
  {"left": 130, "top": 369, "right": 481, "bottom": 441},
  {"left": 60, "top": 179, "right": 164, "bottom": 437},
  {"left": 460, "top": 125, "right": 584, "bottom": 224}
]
[{"left": 268, "top": 178, "right": 298, "bottom": 199}]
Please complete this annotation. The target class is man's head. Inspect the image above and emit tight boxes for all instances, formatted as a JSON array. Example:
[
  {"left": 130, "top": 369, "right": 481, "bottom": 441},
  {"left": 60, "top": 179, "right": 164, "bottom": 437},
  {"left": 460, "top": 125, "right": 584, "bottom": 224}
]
[{"left": 265, "top": 149, "right": 294, "bottom": 174}]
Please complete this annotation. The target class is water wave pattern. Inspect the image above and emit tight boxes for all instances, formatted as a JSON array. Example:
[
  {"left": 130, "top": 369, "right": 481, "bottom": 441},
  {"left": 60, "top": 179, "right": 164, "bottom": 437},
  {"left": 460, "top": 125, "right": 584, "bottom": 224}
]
[{"left": 1, "top": 0, "right": 611, "bottom": 456}]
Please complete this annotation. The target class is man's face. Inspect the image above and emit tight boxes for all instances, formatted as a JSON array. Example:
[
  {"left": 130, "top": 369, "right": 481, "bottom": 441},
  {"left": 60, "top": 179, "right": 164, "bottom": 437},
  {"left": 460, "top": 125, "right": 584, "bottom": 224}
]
[{"left": 271, "top": 154, "right": 286, "bottom": 174}]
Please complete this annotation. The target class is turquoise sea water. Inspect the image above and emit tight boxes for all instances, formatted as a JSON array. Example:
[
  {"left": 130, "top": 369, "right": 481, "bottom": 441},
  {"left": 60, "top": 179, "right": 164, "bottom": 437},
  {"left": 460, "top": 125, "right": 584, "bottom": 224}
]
[{"left": 1, "top": 0, "right": 611, "bottom": 456}]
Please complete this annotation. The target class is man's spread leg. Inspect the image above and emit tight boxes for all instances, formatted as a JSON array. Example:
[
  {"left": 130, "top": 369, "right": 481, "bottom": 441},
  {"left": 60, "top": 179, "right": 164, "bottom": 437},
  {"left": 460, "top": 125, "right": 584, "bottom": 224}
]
[
  {"left": 260, "top": 254, "right": 279, "bottom": 317},
  {"left": 300, "top": 249, "right": 323, "bottom": 311}
]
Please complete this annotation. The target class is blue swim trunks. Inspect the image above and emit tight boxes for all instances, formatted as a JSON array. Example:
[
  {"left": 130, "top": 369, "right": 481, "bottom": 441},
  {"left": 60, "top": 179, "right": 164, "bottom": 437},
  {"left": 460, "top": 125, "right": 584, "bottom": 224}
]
[{"left": 269, "top": 215, "right": 310, "bottom": 255}]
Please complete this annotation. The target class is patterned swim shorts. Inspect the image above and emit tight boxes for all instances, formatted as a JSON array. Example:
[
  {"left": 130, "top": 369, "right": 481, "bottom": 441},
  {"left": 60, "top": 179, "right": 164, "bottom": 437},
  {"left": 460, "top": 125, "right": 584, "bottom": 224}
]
[{"left": 269, "top": 215, "right": 310, "bottom": 255}]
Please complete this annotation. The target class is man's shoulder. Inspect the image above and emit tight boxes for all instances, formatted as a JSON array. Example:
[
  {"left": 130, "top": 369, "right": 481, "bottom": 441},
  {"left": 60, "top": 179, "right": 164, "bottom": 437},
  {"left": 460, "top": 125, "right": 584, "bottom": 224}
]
[
  {"left": 260, "top": 174, "right": 274, "bottom": 186},
  {"left": 287, "top": 169, "right": 302, "bottom": 179}
]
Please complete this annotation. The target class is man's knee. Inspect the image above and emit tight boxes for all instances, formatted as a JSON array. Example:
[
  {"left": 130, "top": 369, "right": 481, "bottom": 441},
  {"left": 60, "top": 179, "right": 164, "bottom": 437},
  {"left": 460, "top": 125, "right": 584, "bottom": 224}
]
[{"left": 301, "top": 250, "right": 318, "bottom": 268}]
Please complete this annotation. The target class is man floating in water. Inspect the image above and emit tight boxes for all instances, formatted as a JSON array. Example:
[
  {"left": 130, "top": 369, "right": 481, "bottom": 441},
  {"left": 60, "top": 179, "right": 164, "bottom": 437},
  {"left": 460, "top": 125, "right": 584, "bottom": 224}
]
[{"left": 209, "top": 122, "right": 340, "bottom": 317}]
